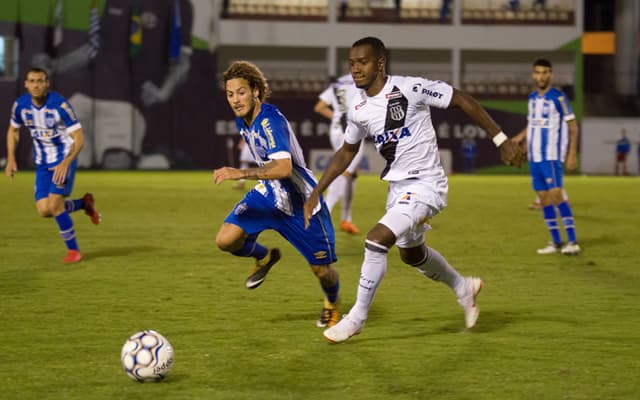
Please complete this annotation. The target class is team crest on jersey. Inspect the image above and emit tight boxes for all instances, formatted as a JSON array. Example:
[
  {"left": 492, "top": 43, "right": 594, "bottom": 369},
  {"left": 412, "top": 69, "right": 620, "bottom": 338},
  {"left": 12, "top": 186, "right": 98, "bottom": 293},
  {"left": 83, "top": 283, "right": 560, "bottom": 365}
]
[
  {"left": 45, "top": 113, "right": 56, "bottom": 128},
  {"left": 260, "top": 119, "right": 276, "bottom": 149},
  {"left": 542, "top": 102, "right": 551, "bottom": 116},
  {"left": 389, "top": 104, "right": 405, "bottom": 121},
  {"left": 234, "top": 202, "right": 248, "bottom": 215}
]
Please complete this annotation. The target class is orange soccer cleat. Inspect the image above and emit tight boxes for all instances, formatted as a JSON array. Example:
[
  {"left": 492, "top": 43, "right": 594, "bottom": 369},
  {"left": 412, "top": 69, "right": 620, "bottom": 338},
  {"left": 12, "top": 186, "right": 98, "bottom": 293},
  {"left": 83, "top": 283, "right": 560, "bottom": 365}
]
[
  {"left": 82, "top": 193, "right": 102, "bottom": 225},
  {"left": 63, "top": 250, "right": 83, "bottom": 263},
  {"left": 339, "top": 220, "right": 360, "bottom": 235}
]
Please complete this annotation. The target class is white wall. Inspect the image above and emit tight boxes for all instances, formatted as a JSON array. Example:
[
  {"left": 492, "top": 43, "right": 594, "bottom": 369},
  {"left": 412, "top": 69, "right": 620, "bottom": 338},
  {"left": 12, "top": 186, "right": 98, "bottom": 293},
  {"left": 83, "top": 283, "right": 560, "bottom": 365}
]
[{"left": 581, "top": 118, "right": 640, "bottom": 175}]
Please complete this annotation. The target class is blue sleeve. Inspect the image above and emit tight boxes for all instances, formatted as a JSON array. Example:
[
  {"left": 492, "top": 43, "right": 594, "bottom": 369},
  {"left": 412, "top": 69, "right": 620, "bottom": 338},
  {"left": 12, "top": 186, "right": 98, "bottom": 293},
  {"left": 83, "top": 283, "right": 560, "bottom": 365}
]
[
  {"left": 57, "top": 100, "right": 80, "bottom": 127},
  {"left": 10, "top": 101, "right": 23, "bottom": 126},
  {"left": 259, "top": 113, "right": 291, "bottom": 156}
]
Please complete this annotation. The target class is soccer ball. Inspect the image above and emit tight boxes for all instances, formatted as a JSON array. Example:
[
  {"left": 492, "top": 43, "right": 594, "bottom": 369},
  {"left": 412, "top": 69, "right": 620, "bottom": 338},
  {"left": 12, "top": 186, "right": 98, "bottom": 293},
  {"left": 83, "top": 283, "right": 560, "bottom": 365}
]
[{"left": 120, "top": 330, "right": 174, "bottom": 382}]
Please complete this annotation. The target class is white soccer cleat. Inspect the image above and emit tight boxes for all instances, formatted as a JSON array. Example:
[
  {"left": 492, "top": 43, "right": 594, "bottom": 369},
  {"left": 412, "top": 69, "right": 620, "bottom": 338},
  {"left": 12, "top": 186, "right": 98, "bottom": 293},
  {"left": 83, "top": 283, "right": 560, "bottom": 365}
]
[
  {"left": 457, "top": 277, "right": 483, "bottom": 329},
  {"left": 561, "top": 241, "right": 581, "bottom": 255},
  {"left": 537, "top": 242, "right": 561, "bottom": 254},
  {"left": 323, "top": 313, "right": 365, "bottom": 344}
]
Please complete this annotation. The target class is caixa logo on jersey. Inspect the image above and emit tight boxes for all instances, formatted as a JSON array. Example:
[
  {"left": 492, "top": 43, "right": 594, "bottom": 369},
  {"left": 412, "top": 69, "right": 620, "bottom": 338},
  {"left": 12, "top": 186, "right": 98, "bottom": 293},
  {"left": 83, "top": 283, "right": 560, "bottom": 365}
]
[{"left": 374, "top": 127, "right": 411, "bottom": 145}]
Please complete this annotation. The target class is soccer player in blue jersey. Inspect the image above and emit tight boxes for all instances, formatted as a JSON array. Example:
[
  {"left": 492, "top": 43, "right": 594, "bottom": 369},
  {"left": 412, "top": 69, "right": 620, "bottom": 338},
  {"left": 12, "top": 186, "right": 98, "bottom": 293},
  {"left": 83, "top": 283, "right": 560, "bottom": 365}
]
[
  {"left": 213, "top": 61, "right": 341, "bottom": 328},
  {"left": 513, "top": 59, "right": 580, "bottom": 255},
  {"left": 4, "top": 68, "right": 101, "bottom": 263}
]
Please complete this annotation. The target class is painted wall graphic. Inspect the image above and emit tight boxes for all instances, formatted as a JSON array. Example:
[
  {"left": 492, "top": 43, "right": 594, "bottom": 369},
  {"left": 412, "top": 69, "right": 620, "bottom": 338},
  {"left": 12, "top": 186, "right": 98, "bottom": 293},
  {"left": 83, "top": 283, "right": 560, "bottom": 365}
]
[{"left": 1, "top": 0, "right": 528, "bottom": 172}]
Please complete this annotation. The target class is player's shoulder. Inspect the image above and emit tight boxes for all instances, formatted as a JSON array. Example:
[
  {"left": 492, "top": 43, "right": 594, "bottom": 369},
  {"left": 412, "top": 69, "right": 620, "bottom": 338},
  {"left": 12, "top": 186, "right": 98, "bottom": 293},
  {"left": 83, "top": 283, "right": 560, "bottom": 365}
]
[
  {"left": 336, "top": 74, "right": 354, "bottom": 86},
  {"left": 547, "top": 87, "right": 569, "bottom": 100},
  {"left": 46, "top": 91, "right": 71, "bottom": 107},
  {"left": 259, "top": 103, "right": 285, "bottom": 121},
  {"left": 14, "top": 93, "right": 32, "bottom": 108}
]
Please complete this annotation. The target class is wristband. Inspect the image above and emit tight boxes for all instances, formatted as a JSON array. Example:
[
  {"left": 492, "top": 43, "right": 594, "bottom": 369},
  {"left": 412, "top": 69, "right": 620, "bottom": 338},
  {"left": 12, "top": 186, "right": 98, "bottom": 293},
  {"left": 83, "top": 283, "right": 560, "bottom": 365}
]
[{"left": 492, "top": 132, "right": 508, "bottom": 147}]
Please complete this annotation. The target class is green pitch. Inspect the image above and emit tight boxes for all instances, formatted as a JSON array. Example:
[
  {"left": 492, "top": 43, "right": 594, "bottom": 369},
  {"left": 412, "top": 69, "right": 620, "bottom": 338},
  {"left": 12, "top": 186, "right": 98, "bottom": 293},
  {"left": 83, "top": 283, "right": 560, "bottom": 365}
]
[{"left": 1, "top": 172, "right": 638, "bottom": 400}]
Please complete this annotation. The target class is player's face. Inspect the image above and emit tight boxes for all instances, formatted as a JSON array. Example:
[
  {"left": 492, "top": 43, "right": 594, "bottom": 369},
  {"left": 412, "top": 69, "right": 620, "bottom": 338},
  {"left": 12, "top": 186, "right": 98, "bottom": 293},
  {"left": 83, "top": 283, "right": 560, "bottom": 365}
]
[
  {"left": 225, "top": 78, "right": 260, "bottom": 121},
  {"left": 532, "top": 66, "right": 553, "bottom": 91},
  {"left": 349, "top": 44, "right": 385, "bottom": 93},
  {"left": 24, "top": 72, "right": 50, "bottom": 100}
]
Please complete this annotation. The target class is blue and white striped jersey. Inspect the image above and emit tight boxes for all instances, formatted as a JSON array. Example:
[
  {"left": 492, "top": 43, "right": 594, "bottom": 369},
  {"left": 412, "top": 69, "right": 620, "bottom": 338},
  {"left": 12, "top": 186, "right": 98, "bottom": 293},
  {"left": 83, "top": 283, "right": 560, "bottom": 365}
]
[
  {"left": 235, "top": 103, "right": 320, "bottom": 216},
  {"left": 10, "top": 92, "right": 82, "bottom": 166},
  {"left": 526, "top": 87, "right": 574, "bottom": 162}
]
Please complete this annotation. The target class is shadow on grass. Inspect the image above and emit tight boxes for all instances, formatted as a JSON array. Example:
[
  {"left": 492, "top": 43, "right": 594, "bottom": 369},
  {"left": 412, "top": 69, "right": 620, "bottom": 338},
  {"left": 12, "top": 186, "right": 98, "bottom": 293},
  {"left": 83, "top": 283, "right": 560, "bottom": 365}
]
[{"left": 83, "top": 246, "right": 161, "bottom": 260}]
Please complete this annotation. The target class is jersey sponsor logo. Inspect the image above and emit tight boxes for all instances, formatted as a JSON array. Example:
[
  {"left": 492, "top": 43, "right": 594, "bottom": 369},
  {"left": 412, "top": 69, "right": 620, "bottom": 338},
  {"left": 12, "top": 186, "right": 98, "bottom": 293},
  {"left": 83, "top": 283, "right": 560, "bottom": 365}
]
[
  {"left": 422, "top": 88, "right": 443, "bottom": 99},
  {"left": 260, "top": 119, "right": 276, "bottom": 149},
  {"left": 385, "top": 91, "right": 402, "bottom": 99},
  {"left": 31, "top": 129, "right": 56, "bottom": 138},
  {"left": 558, "top": 96, "right": 570, "bottom": 115},
  {"left": 530, "top": 118, "right": 550, "bottom": 127},
  {"left": 389, "top": 104, "right": 405, "bottom": 121},
  {"left": 23, "top": 111, "right": 34, "bottom": 126},
  {"left": 313, "top": 251, "right": 327, "bottom": 260},
  {"left": 373, "top": 126, "right": 411, "bottom": 145},
  {"left": 399, "top": 191, "right": 414, "bottom": 204},
  {"left": 60, "top": 101, "right": 77, "bottom": 121},
  {"left": 412, "top": 83, "right": 422, "bottom": 92},
  {"left": 355, "top": 100, "right": 366, "bottom": 110}
]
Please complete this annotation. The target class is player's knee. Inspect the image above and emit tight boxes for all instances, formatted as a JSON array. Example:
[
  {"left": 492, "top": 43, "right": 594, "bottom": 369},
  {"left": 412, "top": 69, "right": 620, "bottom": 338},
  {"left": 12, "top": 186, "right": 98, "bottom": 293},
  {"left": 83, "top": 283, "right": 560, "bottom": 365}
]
[
  {"left": 35, "top": 202, "right": 53, "bottom": 217},
  {"left": 215, "top": 232, "right": 237, "bottom": 252}
]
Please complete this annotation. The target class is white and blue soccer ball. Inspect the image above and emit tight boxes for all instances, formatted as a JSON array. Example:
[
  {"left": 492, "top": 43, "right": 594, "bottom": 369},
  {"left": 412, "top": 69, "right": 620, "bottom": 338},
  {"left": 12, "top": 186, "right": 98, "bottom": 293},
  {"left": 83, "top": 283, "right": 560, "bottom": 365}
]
[{"left": 121, "top": 330, "right": 174, "bottom": 382}]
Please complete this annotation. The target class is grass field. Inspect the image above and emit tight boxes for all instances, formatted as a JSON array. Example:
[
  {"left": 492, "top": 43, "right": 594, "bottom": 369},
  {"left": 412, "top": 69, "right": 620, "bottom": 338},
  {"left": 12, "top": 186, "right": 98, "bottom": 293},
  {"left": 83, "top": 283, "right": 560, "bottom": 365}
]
[{"left": 1, "top": 171, "right": 639, "bottom": 400}]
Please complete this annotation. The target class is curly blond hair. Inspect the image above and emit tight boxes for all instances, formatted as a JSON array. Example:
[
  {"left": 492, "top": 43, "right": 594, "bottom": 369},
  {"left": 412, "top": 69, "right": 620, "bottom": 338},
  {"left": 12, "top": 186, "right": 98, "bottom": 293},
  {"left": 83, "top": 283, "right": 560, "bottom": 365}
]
[{"left": 223, "top": 61, "right": 271, "bottom": 102}]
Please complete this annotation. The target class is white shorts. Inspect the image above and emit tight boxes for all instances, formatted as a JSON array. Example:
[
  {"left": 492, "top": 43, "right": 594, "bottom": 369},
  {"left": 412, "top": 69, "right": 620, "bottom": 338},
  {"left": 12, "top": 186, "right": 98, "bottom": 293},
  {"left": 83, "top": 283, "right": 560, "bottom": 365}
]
[
  {"left": 378, "top": 177, "right": 448, "bottom": 248},
  {"left": 330, "top": 128, "right": 364, "bottom": 175}
]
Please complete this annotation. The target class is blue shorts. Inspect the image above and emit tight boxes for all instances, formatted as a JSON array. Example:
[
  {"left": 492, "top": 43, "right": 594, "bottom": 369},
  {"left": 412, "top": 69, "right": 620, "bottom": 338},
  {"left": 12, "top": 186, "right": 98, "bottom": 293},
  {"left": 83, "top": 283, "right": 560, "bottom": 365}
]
[
  {"left": 224, "top": 189, "right": 337, "bottom": 266},
  {"left": 34, "top": 160, "right": 78, "bottom": 201},
  {"left": 529, "top": 160, "right": 563, "bottom": 192}
]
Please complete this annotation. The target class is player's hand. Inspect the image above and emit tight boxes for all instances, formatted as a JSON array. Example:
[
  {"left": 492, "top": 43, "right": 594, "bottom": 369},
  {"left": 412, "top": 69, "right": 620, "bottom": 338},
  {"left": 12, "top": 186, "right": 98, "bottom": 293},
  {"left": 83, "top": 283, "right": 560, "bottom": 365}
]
[
  {"left": 303, "top": 192, "right": 320, "bottom": 229},
  {"left": 499, "top": 140, "right": 526, "bottom": 167},
  {"left": 213, "top": 166, "right": 242, "bottom": 184},
  {"left": 5, "top": 160, "right": 17, "bottom": 181},
  {"left": 50, "top": 160, "right": 70, "bottom": 185}
]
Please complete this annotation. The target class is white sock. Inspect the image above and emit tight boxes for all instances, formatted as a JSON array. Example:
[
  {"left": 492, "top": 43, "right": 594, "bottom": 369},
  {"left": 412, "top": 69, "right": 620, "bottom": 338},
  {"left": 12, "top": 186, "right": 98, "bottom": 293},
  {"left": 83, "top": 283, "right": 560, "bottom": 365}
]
[
  {"left": 325, "top": 174, "right": 347, "bottom": 212},
  {"left": 413, "top": 246, "right": 465, "bottom": 298},
  {"left": 341, "top": 177, "right": 355, "bottom": 222},
  {"left": 350, "top": 240, "right": 388, "bottom": 322}
]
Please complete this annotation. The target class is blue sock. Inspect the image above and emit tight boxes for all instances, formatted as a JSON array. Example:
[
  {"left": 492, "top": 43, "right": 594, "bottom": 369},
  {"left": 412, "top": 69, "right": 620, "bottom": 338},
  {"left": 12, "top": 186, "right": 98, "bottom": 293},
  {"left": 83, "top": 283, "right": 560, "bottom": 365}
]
[
  {"left": 55, "top": 212, "right": 79, "bottom": 251},
  {"left": 542, "top": 205, "right": 562, "bottom": 244},
  {"left": 557, "top": 201, "right": 577, "bottom": 243},
  {"left": 64, "top": 198, "right": 85, "bottom": 213},
  {"left": 231, "top": 234, "right": 268, "bottom": 260},
  {"left": 321, "top": 281, "right": 340, "bottom": 304}
]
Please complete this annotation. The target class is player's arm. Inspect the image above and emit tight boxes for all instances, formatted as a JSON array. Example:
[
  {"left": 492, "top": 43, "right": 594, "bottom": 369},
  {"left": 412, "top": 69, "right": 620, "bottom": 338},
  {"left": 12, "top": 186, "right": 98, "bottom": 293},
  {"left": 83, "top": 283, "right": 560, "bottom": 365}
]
[
  {"left": 5, "top": 124, "right": 20, "bottom": 180},
  {"left": 304, "top": 141, "right": 359, "bottom": 228},
  {"left": 213, "top": 157, "right": 292, "bottom": 184},
  {"left": 565, "top": 119, "right": 579, "bottom": 171},
  {"left": 449, "top": 88, "right": 525, "bottom": 167},
  {"left": 313, "top": 99, "right": 333, "bottom": 120},
  {"left": 51, "top": 128, "right": 84, "bottom": 185}
]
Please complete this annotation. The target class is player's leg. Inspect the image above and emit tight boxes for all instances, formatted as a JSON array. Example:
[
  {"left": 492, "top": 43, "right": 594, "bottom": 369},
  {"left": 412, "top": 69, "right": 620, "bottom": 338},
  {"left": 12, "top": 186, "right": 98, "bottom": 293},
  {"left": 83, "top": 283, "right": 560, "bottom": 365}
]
[
  {"left": 278, "top": 202, "right": 341, "bottom": 327},
  {"left": 63, "top": 192, "right": 101, "bottom": 225},
  {"left": 36, "top": 163, "right": 83, "bottom": 263},
  {"left": 548, "top": 164, "right": 580, "bottom": 255},
  {"left": 217, "top": 191, "right": 280, "bottom": 288},
  {"left": 531, "top": 161, "right": 563, "bottom": 254}
]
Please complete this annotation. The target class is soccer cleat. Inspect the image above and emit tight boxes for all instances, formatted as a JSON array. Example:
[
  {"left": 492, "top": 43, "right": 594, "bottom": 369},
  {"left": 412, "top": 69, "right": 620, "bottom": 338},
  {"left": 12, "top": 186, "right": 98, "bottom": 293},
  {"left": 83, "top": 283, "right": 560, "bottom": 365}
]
[
  {"left": 245, "top": 248, "right": 281, "bottom": 289},
  {"left": 561, "top": 241, "right": 581, "bottom": 255},
  {"left": 457, "top": 277, "right": 483, "bottom": 329},
  {"left": 316, "top": 298, "right": 340, "bottom": 328},
  {"left": 63, "top": 250, "right": 82, "bottom": 263},
  {"left": 537, "top": 242, "right": 562, "bottom": 254},
  {"left": 339, "top": 220, "right": 360, "bottom": 235},
  {"left": 323, "top": 313, "right": 365, "bottom": 343},
  {"left": 82, "top": 193, "right": 101, "bottom": 225}
]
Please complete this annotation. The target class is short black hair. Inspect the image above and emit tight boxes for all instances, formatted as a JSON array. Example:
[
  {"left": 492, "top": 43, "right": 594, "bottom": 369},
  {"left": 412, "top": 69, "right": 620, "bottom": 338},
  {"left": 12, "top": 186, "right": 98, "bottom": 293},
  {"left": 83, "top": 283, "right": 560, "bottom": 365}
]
[
  {"left": 25, "top": 67, "right": 49, "bottom": 81},
  {"left": 533, "top": 58, "right": 553, "bottom": 69},
  {"left": 352, "top": 37, "right": 387, "bottom": 59}
]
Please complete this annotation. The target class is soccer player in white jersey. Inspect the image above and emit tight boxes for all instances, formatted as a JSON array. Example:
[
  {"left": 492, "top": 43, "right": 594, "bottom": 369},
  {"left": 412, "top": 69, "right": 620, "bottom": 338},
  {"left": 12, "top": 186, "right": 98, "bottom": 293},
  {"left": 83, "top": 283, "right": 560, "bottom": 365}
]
[
  {"left": 512, "top": 59, "right": 580, "bottom": 255},
  {"left": 213, "top": 61, "right": 342, "bottom": 328},
  {"left": 314, "top": 74, "right": 365, "bottom": 234},
  {"left": 304, "top": 37, "right": 525, "bottom": 343},
  {"left": 4, "top": 68, "right": 101, "bottom": 264}
]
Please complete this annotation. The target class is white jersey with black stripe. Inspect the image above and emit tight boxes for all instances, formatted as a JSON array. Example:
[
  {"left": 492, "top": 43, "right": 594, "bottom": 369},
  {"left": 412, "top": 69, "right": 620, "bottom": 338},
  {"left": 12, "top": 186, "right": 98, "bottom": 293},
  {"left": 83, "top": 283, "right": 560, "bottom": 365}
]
[{"left": 344, "top": 75, "right": 453, "bottom": 182}]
